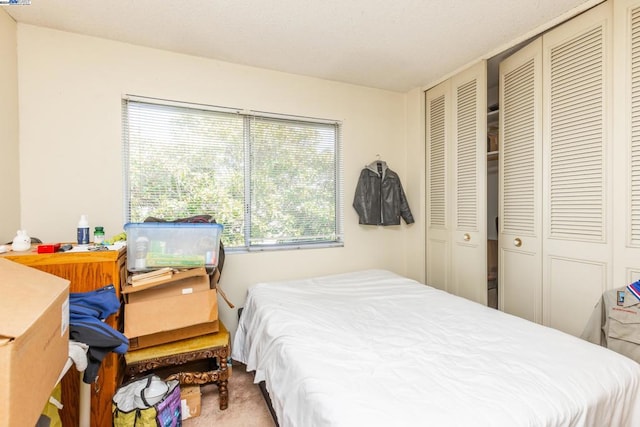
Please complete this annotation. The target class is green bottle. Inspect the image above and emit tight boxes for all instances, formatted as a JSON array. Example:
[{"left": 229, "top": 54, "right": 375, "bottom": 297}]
[{"left": 94, "top": 226, "right": 105, "bottom": 245}]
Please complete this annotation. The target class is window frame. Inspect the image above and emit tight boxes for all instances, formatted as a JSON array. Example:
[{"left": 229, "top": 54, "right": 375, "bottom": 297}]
[{"left": 122, "top": 95, "right": 345, "bottom": 253}]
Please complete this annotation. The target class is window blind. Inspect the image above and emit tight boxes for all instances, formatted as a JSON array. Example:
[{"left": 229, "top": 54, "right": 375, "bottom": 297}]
[{"left": 122, "top": 95, "right": 343, "bottom": 250}]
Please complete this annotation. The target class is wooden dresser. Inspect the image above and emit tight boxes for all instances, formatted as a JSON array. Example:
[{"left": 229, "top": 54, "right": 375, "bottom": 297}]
[{"left": 2, "top": 246, "right": 127, "bottom": 427}]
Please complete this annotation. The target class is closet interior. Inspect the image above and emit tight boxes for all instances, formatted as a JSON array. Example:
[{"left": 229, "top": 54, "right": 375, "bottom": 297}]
[
  {"left": 485, "top": 43, "right": 528, "bottom": 310},
  {"left": 486, "top": 61, "right": 499, "bottom": 310}
]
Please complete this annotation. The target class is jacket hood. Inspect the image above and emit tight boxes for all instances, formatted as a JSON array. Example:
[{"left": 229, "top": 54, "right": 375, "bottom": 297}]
[{"left": 366, "top": 160, "right": 388, "bottom": 178}]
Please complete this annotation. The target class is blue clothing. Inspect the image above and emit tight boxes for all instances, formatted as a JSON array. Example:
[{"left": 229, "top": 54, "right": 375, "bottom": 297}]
[{"left": 69, "top": 284, "right": 129, "bottom": 383}]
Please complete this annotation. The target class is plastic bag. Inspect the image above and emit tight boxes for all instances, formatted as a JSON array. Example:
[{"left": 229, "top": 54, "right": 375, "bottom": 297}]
[{"left": 112, "top": 375, "right": 181, "bottom": 427}]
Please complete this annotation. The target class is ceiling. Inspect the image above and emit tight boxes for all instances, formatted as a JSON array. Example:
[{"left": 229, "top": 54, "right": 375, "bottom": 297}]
[{"left": 2, "top": 0, "right": 596, "bottom": 93}]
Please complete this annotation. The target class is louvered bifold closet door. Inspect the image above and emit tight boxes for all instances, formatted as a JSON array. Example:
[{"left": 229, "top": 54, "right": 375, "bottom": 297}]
[
  {"left": 612, "top": 0, "right": 640, "bottom": 290},
  {"left": 450, "top": 61, "right": 487, "bottom": 304},
  {"left": 425, "top": 80, "right": 451, "bottom": 292},
  {"left": 499, "top": 38, "right": 543, "bottom": 323},
  {"left": 630, "top": 6, "right": 640, "bottom": 248},
  {"left": 542, "top": 1, "right": 612, "bottom": 336}
]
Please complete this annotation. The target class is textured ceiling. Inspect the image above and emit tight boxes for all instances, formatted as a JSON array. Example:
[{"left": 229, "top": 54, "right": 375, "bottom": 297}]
[{"left": 2, "top": 0, "right": 596, "bottom": 92}]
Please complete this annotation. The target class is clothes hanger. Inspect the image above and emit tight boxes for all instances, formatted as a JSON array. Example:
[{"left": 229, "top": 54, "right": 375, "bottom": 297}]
[{"left": 366, "top": 154, "right": 383, "bottom": 168}]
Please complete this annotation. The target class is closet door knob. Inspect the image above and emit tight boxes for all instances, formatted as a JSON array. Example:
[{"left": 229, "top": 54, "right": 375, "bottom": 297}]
[
  {"left": 514, "top": 237, "right": 522, "bottom": 247},
  {"left": 463, "top": 233, "right": 471, "bottom": 241}
]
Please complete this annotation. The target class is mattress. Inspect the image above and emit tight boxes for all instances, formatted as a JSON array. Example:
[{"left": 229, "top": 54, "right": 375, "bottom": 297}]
[{"left": 232, "top": 269, "right": 640, "bottom": 427}]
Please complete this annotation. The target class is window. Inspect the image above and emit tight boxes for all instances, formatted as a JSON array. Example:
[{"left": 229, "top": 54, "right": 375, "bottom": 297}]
[{"left": 122, "top": 96, "right": 344, "bottom": 251}]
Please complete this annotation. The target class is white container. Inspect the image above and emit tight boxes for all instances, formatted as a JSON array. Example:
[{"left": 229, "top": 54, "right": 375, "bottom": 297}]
[{"left": 11, "top": 230, "right": 31, "bottom": 252}]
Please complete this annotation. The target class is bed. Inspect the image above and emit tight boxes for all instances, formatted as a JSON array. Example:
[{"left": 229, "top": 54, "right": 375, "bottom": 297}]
[{"left": 231, "top": 269, "right": 640, "bottom": 427}]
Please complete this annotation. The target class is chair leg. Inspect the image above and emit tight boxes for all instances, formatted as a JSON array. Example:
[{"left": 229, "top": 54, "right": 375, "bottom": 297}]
[{"left": 218, "top": 379, "right": 229, "bottom": 410}]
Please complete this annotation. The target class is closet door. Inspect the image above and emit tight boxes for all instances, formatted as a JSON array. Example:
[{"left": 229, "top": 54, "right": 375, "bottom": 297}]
[
  {"left": 425, "top": 61, "right": 487, "bottom": 304},
  {"left": 499, "top": 38, "right": 543, "bottom": 323},
  {"left": 542, "top": 1, "right": 612, "bottom": 336},
  {"left": 612, "top": 0, "right": 640, "bottom": 294},
  {"left": 426, "top": 80, "right": 451, "bottom": 292},
  {"left": 450, "top": 61, "right": 488, "bottom": 304}
]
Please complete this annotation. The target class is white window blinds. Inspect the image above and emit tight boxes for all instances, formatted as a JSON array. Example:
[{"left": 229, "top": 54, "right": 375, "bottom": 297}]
[{"left": 123, "top": 96, "right": 343, "bottom": 250}]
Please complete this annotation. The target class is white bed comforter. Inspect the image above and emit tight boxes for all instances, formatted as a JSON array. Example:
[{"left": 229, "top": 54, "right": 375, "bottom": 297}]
[{"left": 232, "top": 269, "right": 640, "bottom": 427}]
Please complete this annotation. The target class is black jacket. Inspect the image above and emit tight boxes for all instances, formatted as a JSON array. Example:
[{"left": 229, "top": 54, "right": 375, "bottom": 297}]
[{"left": 353, "top": 161, "right": 414, "bottom": 226}]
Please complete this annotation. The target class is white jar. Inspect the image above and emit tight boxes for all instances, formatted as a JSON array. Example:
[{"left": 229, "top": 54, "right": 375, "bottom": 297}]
[{"left": 11, "top": 230, "right": 31, "bottom": 252}]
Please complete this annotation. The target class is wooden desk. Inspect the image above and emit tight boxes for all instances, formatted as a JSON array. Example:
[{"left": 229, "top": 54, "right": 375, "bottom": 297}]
[
  {"left": 125, "top": 322, "right": 230, "bottom": 410},
  {"left": 2, "top": 245, "right": 127, "bottom": 427}
]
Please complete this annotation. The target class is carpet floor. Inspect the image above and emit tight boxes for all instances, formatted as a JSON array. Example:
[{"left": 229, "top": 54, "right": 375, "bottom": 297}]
[{"left": 183, "top": 362, "right": 276, "bottom": 426}]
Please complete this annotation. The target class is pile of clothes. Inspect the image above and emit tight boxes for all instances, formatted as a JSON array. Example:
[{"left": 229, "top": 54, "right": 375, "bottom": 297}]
[{"left": 69, "top": 284, "right": 129, "bottom": 383}]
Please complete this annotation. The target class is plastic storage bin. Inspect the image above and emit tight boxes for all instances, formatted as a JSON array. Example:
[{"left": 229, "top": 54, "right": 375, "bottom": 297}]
[{"left": 124, "top": 222, "right": 223, "bottom": 272}]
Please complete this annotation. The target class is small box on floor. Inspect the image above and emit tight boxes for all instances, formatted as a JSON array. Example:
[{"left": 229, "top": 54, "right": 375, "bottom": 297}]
[{"left": 180, "top": 385, "right": 202, "bottom": 420}]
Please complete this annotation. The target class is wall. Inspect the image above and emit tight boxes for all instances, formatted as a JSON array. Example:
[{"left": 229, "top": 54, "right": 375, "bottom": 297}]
[
  {"left": 403, "top": 87, "right": 425, "bottom": 283},
  {"left": 15, "top": 24, "right": 414, "bottom": 335},
  {"left": 0, "top": 9, "right": 20, "bottom": 242}
]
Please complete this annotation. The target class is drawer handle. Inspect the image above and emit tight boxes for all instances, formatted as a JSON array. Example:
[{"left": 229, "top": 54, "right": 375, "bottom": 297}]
[{"left": 514, "top": 237, "right": 522, "bottom": 247}]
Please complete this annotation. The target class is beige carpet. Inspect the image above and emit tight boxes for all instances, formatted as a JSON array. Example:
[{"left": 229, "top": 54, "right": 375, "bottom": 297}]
[{"left": 183, "top": 363, "right": 276, "bottom": 426}]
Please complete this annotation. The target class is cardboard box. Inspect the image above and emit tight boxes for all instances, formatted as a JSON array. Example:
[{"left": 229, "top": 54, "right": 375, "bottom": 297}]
[
  {"left": 123, "top": 269, "right": 218, "bottom": 348},
  {"left": 128, "top": 320, "right": 219, "bottom": 350},
  {"left": 180, "top": 385, "right": 202, "bottom": 420},
  {"left": 124, "top": 290, "right": 218, "bottom": 338},
  {"left": 0, "top": 258, "right": 70, "bottom": 427},
  {"left": 123, "top": 268, "right": 211, "bottom": 304}
]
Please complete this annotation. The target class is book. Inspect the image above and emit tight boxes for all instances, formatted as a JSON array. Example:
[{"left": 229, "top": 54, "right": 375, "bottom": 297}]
[
  {"left": 129, "top": 267, "right": 174, "bottom": 287},
  {"left": 125, "top": 267, "right": 208, "bottom": 292}
]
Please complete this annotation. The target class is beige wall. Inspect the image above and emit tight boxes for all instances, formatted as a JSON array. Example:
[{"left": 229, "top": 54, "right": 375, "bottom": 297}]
[
  {"left": 15, "top": 24, "right": 420, "bottom": 335},
  {"left": 0, "top": 9, "right": 20, "bottom": 242},
  {"left": 403, "top": 87, "right": 426, "bottom": 283}
]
